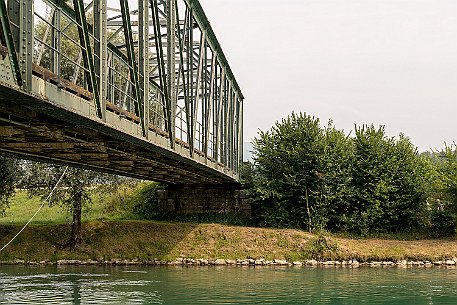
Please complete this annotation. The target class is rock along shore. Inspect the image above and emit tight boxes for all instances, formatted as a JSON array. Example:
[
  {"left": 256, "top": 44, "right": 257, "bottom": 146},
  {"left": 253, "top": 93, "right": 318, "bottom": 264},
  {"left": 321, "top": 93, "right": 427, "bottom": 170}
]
[{"left": 1, "top": 258, "right": 457, "bottom": 268}]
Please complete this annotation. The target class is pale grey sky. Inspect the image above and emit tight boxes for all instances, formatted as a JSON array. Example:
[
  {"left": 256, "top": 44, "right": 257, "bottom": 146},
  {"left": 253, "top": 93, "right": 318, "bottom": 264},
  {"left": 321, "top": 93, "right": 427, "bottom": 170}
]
[{"left": 199, "top": 0, "right": 457, "bottom": 152}]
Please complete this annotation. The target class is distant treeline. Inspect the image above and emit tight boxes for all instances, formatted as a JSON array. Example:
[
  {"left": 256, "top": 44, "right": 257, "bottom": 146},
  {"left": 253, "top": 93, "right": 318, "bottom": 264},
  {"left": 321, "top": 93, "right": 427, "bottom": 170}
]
[{"left": 242, "top": 112, "right": 457, "bottom": 236}]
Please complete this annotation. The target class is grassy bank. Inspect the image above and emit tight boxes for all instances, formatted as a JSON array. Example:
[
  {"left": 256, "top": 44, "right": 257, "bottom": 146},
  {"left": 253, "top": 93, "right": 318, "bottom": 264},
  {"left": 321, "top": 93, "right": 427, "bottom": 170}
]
[
  {"left": 1, "top": 191, "right": 457, "bottom": 263},
  {"left": 1, "top": 220, "right": 457, "bottom": 263}
]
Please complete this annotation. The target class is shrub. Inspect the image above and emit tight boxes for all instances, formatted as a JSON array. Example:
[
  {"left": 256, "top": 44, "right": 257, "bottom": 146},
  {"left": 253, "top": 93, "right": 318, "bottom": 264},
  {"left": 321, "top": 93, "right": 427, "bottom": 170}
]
[
  {"left": 429, "top": 209, "right": 457, "bottom": 237},
  {"left": 248, "top": 113, "right": 429, "bottom": 234},
  {"left": 302, "top": 235, "right": 341, "bottom": 260},
  {"left": 126, "top": 182, "right": 162, "bottom": 219},
  {"left": 250, "top": 112, "right": 324, "bottom": 230},
  {"left": 348, "top": 126, "right": 428, "bottom": 234}
]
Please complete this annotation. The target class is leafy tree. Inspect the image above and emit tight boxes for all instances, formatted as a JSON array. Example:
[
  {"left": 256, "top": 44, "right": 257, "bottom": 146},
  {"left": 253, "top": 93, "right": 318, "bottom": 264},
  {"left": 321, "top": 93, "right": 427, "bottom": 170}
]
[
  {"left": 22, "top": 162, "right": 118, "bottom": 249},
  {"left": 248, "top": 113, "right": 430, "bottom": 234},
  {"left": 425, "top": 144, "right": 457, "bottom": 235},
  {"left": 315, "top": 122, "right": 354, "bottom": 231},
  {"left": 251, "top": 112, "right": 325, "bottom": 230},
  {"left": 347, "top": 125, "right": 428, "bottom": 234},
  {"left": 0, "top": 156, "right": 22, "bottom": 215},
  {"left": 440, "top": 144, "right": 457, "bottom": 206}
]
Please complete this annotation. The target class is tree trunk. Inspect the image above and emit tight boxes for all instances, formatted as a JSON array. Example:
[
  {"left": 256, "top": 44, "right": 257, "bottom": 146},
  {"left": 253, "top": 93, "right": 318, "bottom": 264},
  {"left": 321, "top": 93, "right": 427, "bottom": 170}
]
[
  {"left": 305, "top": 187, "right": 312, "bottom": 232},
  {"left": 70, "top": 196, "right": 83, "bottom": 250}
]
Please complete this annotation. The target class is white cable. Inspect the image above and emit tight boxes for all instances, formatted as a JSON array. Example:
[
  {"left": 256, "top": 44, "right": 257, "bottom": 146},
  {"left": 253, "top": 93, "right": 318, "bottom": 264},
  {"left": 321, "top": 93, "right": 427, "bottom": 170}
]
[{"left": 0, "top": 166, "right": 69, "bottom": 252}]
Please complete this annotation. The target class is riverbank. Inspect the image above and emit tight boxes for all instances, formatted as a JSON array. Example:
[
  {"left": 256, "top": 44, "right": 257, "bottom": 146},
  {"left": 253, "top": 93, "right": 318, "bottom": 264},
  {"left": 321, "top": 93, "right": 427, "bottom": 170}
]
[{"left": 1, "top": 220, "right": 457, "bottom": 265}]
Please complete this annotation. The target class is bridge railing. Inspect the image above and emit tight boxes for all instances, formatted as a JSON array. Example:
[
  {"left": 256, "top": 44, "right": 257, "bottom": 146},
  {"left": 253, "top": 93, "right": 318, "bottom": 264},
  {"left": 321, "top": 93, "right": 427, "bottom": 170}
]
[
  {"left": 33, "top": 0, "right": 91, "bottom": 89},
  {"left": 0, "top": 0, "right": 244, "bottom": 177}
]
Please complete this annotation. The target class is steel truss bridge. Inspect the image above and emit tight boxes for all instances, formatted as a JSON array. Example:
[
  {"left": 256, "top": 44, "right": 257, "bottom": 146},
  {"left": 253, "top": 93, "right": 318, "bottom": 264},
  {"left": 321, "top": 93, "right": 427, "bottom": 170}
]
[{"left": 0, "top": 0, "right": 244, "bottom": 185}]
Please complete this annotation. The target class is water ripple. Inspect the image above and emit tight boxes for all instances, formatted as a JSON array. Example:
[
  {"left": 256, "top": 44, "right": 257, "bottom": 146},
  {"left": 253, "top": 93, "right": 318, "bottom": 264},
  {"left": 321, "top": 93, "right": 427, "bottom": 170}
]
[{"left": 1, "top": 266, "right": 457, "bottom": 304}]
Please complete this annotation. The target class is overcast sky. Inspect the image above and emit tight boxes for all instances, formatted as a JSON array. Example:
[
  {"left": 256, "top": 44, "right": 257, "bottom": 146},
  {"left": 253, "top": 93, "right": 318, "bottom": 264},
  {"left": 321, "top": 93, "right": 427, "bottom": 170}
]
[{"left": 199, "top": 0, "right": 456, "bottom": 152}]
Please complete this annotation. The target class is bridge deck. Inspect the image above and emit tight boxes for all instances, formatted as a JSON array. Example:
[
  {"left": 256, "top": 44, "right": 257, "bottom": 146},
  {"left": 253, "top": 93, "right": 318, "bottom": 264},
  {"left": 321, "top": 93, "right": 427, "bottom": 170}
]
[
  {"left": 0, "top": 64, "right": 237, "bottom": 186},
  {"left": 0, "top": 0, "right": 243, "bottom": 185},
  {"left": 0, "top": 82, "right": 237, "bottom": 185}
]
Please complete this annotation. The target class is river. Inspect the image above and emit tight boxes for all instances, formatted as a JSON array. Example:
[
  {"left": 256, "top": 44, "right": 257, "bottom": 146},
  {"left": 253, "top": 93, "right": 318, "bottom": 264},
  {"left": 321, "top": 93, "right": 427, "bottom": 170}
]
[{"left": 1, "top": 265, "right": 456, "bottom": 304}]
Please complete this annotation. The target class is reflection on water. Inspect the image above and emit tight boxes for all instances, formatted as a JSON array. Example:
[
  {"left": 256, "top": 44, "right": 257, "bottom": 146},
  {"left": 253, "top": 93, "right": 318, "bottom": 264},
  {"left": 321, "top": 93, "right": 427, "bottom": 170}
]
[{"left": 1, "top": 265, "right": 457, "bottom": 304}]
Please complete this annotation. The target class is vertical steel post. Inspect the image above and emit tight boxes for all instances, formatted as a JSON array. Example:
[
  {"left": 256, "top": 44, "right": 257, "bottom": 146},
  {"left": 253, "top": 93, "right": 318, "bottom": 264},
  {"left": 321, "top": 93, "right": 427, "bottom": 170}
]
[
  {"left": 202, "top": 41, "right": 207, "bottom": 152},
  {"left": 150, "top": 0, "right": 172, "bottom": 146},
  {"left": 50, "top": 8, "right": 60, "bottom": 77},
  {"left": 119, "top": 0, "right": 145, "bottom": 136},
  {"left": 0, "top": 0, "right": 22, "bottom": 86},
  {"left": 222, "top": 76, "right": 228, "bottom": 167},
  {"left": 234, "top": 95, "right": 239, "bottom": 172},
  {"left": 215, "top": 69, "right": 225, "bottom": 163},
  {"left": 167, "top": 0, "right": 177, "bottom": 148},
  {"left": 72, "top": 0, "right": 102, "bottom": 118},
  {"left": 139, "top": 0, "right": 150, "bottom": 137},
  {"left": 227, "top": 84, "right": 234, "bottom": 170},
  {"left": 231, "top": 89, "right": 236, "bottom": 171},
  {"left": 187, "top": 8, "right": 194, "bottom": 153},
  {"left": 94, "top": 0, "right": 107, "bottom": 121},
  {"left": 19, "top": 0, "right": 33, "bottom": 91},
  {"left": 175, "top": 3, "right": 191, "bottom": 148},
  {"left": 192, "top": 32, "right": 205, "bottom": 152},
  {"left": 203, "top": 53, "right": 216, "bottom": 159},
  {"left": 212, "top": 63, "right": 219, "bottom": 161},
  {"left": 237, "top": 96, "right": 243, "bottom": 174}
]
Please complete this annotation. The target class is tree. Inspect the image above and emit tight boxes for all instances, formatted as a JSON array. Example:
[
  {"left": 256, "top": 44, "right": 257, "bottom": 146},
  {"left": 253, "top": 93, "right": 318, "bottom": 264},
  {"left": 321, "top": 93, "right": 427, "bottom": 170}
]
[
  {"left": 425, "top": 144, "right": 457, "bottom": 235},
  {"left": 22, "top": 161, "right": 117, "bottom": 249},
  {"left": 348, "top": 125, "right": 428, "bottom": 234},
  {"left": 0, "top": 156, "right": 22, "bottom": 215},
  {"left": 248, "top": 112, "right": 429, "bottom": 234},
  {"left": 440, "top": 144, "right": 457, "bottom": 206},
  {"left": 250, "top": 113, "right": 325, "bottom": 230},
  {"left": 315, "top": 122, "right": 354, "bottom": 231}
]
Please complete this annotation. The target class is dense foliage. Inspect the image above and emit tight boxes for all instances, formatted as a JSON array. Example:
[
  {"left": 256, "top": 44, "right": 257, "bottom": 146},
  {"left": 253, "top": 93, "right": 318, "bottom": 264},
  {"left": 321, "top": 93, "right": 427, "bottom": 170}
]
[
  {"left": 346, "top": 126, "right": 428, "bottom": 234},
  {"left": 425, "top": 145, "right": 457, "bottom": 236},
  {"left": 247, "top": 112, "right": 448, "bottom": 235},
  {"left": 0, "top": 156, "right": 22, "bottom": 215}
]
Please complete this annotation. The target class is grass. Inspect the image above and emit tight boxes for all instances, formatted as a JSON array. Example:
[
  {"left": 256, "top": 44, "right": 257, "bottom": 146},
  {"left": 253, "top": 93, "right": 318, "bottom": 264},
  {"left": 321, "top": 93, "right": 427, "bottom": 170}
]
[
  {"left": 1, "top": 191, "right": 457, "bottom": 263},
  {"left": 1, "top": 220, "right": 457, "bottom": 263},
  {"left": 0, "top": 220, "right": 313, "bottom": 262},
  {"left": 0, "top": 191, "right": 69, "bottom": 225},
  {"left": 0, "top": 191, "right": 129, "bottom": 225}
]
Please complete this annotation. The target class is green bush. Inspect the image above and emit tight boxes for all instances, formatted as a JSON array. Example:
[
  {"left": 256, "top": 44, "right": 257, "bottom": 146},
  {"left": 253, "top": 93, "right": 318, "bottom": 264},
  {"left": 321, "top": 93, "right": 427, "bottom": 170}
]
[
  {"left": 429, "top": 209, "right": 457, "bottom": 237},
  {"left": 347, "top": 126, "right": 428, "bottom": 234},
  {"left": 250, "top": 112, "right": 324, "bottom": 230},
  {"left": 424, "top": 144, "right": 457, "bottom": 235},
  {"left": 248, "top": 113, "right": 430, "bottom": 234},
  {"left": 0, "top": 156, "right": 22, "bottom": 215},
  {"left": 126, "top": 182, "right": 162, "bottom": 219},
  {"left": 302, "top": 235, "right": 341, "bottom": 260}
]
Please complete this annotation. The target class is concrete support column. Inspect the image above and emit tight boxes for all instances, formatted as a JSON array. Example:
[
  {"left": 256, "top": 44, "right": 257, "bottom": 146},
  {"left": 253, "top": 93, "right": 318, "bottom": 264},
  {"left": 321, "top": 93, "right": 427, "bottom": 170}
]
[{"left": 157, "top": 186, "right": 251, "bottom": 217}]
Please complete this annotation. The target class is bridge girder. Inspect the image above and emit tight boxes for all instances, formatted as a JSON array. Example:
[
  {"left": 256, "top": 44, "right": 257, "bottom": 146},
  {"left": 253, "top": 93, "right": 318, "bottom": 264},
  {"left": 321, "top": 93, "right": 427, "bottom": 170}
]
[{"left": 0, "top": 0, "right": 244, "bottom": 185}]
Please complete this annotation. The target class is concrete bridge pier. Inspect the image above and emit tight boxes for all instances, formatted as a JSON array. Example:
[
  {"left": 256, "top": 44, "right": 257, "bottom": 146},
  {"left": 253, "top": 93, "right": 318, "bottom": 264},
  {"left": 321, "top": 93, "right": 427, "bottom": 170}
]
[{"left": 157, "top": 185, "right": 251, "bottom": 217}]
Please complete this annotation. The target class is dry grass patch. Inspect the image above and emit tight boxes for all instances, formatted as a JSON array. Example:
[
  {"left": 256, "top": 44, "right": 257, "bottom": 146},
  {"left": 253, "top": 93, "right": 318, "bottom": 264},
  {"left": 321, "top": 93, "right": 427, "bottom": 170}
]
[
  {"left": 169, "top": 224, "right": 313, "bottom": 260},
  {"left": 2, "top": 221, "right": 457, "bottom": 263},
  {"left": 336, "top": 237, "right": 457, "bottom": 262}
]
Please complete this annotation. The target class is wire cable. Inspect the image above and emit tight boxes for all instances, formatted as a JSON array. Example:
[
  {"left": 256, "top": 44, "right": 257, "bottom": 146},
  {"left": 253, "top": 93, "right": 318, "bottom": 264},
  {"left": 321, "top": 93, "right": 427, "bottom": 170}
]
[{"left": 0, "top": 166, "right": 68, "bottom": 252}]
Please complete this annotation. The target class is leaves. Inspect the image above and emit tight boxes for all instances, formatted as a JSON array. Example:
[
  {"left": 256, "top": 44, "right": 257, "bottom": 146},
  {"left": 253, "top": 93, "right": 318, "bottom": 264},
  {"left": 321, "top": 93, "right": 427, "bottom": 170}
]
[
  {"left": 0, "top": 156, "right": 22, "bottom": 215},
  {"left": 247, "top": 114, "right": 430, "bottom": 234}
]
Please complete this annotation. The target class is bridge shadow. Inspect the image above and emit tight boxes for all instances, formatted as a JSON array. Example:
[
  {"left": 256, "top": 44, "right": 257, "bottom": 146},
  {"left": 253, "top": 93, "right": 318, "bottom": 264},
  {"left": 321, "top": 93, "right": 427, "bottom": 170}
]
[{"left": 79, "top": 220, "right": 199, "bottom": 262}]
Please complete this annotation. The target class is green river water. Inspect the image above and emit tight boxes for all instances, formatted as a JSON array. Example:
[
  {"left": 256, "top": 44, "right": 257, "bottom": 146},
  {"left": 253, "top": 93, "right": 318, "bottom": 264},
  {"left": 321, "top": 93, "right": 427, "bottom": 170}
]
[{"left": 1, "top": 265, "right": 456, "bottom": 304}]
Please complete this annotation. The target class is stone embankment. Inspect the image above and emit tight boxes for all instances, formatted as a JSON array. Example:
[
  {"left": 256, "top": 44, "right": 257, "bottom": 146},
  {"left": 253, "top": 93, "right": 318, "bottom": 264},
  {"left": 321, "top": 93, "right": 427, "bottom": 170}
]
[{"left": 2, "top": 258, "right": 457, "bottom": 267}]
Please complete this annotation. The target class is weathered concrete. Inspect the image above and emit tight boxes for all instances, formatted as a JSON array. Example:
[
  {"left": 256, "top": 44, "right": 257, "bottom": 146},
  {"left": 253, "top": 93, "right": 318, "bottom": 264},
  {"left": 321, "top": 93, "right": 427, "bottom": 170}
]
[{"left": 157, "top": 186, "right": 251, "bottom": 217}]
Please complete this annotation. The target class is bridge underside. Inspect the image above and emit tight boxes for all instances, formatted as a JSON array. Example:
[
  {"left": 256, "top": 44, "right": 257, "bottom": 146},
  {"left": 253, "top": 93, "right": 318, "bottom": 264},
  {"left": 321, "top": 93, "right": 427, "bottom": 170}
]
[
  {"left": 0, "top": 84, "right": 237, "bottom": 186},
  {"left": 0, "top": 0, "right": 244, "bottom": 186}
]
